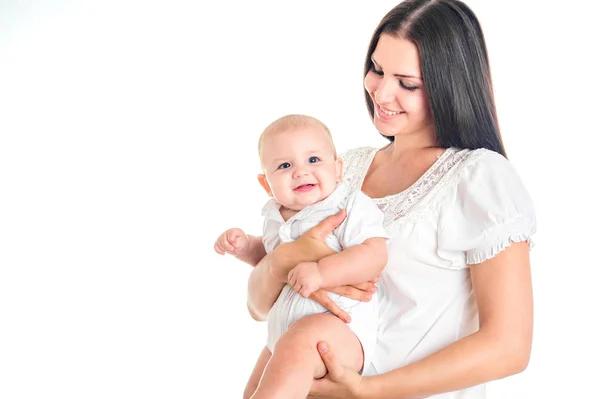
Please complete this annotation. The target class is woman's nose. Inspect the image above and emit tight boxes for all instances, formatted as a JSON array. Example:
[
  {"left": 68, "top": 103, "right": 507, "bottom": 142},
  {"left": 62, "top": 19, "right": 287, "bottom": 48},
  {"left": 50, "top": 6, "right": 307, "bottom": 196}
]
[{"left": 374, "top": 78, "right": 396, "bottom": 104}]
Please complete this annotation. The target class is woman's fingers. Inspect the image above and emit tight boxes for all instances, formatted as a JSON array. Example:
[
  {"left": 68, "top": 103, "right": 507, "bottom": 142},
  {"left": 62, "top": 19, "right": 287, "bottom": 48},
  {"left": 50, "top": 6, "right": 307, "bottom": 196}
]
[
  {"left": 308, "top": 341, "right": 364, "bottom": 399},
  {"left": 351, "top": 281, "right": 377, "bottom": 294},
  {"left": 317, "top": 342, "right": 344, "bottom": 378},
  {"left": 310, "top": 290, "right": 351, "bottom": 323},
  {"left": 308, "top": 377, "right": 337, "bottom": 398},
  {"left": 306, "top": 209, "right": 347, "bottom": 241},
  {"left": 328, "top": 285, "right": 373, "bottom": 302}
]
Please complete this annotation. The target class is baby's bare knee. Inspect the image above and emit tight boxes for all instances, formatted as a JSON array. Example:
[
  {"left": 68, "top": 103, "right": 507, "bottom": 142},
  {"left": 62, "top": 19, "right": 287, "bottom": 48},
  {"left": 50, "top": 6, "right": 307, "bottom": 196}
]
[{"left": 284, "top": 313, "right": 363, "bottom": 372}]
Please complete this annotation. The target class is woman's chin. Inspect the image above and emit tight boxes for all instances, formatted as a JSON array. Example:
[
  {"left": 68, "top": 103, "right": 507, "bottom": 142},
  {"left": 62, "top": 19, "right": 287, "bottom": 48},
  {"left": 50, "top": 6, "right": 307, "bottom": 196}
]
[{"left": 376, "top": 125, "right": 399, "bottom": 139}]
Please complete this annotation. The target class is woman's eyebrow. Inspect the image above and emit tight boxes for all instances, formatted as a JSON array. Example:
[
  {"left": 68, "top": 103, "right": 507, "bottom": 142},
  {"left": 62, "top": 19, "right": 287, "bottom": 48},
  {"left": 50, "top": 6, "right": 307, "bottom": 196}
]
[{"left": 371, "top": 57, "right": 422, "bottom": 80}]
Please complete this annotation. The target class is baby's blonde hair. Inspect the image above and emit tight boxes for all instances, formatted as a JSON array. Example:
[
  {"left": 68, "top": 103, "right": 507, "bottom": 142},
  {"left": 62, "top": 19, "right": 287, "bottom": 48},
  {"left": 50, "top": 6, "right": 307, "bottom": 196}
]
[{"left": 258, "top": 114, "right": 336, "bottom": 161}]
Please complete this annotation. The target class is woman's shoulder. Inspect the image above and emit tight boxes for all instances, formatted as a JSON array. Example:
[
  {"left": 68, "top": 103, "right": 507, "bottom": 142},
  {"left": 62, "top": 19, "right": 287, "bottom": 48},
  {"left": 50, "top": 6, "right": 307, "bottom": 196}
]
[
  {"left": 431, "top": 147, "right": 521, "bottom": 189},
  {"left": 339, "top": 146, "right": 377, "bottom": 181},
  {"left": 340, "top": 146, "right": 377, "bottom": 163},
  {"left": 430, "top": 147, "right": 534, "bottom": 214},
  {"left": 435, "top": 148, "right": 537, "bottom": 265},
  {"left": 453, "top": 148, "right": 526, "bottom": 189}
]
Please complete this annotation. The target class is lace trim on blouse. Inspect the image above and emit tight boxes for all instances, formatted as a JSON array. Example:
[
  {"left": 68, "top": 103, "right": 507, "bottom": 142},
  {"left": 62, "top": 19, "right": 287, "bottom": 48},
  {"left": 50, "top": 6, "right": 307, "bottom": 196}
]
[{"left": 342, "top": 146, "right": 486, "bottom": 228}]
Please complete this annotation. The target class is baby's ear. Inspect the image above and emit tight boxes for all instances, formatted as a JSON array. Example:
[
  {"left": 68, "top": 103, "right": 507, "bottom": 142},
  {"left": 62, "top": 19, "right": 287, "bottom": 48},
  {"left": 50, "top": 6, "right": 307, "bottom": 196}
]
[
  {"left": 257, "top": 174, "right": 273, "bottom": 196},
  {"left": 335, "top": 157, "right": 344, "bottom": 182}
]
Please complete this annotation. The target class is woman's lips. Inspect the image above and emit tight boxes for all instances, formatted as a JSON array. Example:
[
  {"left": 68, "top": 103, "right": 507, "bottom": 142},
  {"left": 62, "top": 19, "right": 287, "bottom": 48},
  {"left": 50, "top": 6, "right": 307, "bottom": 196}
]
[{"left": 376, "top": 103, "right": 404, "bottom": 120}]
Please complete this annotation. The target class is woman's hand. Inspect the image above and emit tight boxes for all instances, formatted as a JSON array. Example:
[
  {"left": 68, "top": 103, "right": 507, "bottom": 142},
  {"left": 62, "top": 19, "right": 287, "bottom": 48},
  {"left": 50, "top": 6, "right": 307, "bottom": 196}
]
[
  {"left": 309, "top": 277, "right": 379, "bottom": 323},
  {"left": 268, "top": 208, "right": 380, "bottom": 322},
  {"left": 308, "top": 341, "right": 367, "bottom": 399},
  {"left": 328, "top": 275, "right": 379, "bottom": 300},
  {"left": 269, "top": 210, "right": 348, "bottom": 282},
  {"left": 247, "top": 209, "right": 349, "bottom": 320}
]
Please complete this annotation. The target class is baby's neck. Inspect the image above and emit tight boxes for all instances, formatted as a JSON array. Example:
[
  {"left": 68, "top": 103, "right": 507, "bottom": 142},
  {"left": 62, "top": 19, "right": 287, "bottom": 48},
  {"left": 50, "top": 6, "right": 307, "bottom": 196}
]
[{"left": 279, "top": 206, "right": 300, "bottom": 222}]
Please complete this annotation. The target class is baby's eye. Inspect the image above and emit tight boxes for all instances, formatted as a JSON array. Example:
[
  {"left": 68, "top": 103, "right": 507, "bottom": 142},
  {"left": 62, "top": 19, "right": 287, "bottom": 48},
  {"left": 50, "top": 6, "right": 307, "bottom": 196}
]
[
  {"left": 278, "top": 162, "right": 291, "bottom": 169},
  {"left": 308, "top": 156, "right": 320, "bottom": 163}
]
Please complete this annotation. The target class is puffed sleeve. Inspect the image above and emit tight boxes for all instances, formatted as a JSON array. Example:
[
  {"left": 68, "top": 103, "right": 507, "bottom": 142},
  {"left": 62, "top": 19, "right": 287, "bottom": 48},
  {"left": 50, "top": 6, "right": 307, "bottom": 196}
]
[
  {"left": 336, "top": 191, "right": 389, "bottom": 248},
  {"left": 436, "top": 150, "right": 536, "bottom": 266}
]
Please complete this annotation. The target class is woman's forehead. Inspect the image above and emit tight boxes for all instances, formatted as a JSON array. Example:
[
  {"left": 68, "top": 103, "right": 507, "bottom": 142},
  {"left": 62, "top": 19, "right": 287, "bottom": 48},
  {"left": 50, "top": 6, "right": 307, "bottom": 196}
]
[{"left": 372, "top": 34, "right": 422, "bottom": 77}]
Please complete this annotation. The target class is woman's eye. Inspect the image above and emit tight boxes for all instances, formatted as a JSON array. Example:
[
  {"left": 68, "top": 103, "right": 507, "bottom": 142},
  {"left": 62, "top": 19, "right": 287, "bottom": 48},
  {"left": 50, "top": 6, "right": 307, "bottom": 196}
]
[
  {"left": 371, "top": 66, "right": 383, "bottom": 76},
  {"left": 308, "top": 156, "right": 320, "bottom": 163},
  {"left": 399, "top": 80, "right": 418, "bottom": 91},
  {"left": 278, "top": 162, "right": 291, "bottom": 169}
]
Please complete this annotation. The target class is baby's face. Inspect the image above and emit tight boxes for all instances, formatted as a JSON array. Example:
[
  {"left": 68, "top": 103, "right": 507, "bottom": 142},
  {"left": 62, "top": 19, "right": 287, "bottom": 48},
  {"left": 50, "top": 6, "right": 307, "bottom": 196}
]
[{"left": 259, "top": 127, "right": 342, "bottom": 211}]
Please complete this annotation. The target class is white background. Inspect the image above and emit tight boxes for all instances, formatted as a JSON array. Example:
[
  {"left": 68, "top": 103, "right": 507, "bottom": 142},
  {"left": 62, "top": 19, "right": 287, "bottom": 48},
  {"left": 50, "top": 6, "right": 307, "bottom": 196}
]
[{"left": 1, "top": 0, "right": 598, "bottom": 398}]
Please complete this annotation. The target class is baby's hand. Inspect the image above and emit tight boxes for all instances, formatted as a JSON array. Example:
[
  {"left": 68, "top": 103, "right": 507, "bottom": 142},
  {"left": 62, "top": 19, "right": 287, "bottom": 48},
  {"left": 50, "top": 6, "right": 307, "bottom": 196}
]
[
  {"left": 214, "top": 228, "right": 250, "bottom": 256},
  {"left": 288, "top": 262, "right": 322, "bottom": 298}
]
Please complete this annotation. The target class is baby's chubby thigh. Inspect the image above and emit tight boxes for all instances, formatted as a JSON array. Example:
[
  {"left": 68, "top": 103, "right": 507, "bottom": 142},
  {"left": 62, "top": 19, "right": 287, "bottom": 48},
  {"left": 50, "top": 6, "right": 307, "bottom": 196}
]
[
  {"left": 275, "top": 312, "right": 364, "bottom": 378},
  {"left": 268, "top": 287, "right": 359, "bottom": 344},
  {"left": 268, "top": 287, "right": 377, "bottom": 375}
]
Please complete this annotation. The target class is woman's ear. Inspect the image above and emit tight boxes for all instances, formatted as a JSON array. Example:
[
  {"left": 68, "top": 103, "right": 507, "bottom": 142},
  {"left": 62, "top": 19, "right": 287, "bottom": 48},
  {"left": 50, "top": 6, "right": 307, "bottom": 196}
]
[
  {"left": 257, "top": 174, "right": 272, "bottom": 196},
  {"left": 335, "top": 157, "right": 344, "bottom": 182}
]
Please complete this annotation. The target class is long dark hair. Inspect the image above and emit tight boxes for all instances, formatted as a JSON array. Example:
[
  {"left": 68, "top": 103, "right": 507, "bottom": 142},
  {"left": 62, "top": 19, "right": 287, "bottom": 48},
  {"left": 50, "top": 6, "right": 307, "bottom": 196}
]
[{"left": 364, "top": 0, "right": 506, "bottom": 156}]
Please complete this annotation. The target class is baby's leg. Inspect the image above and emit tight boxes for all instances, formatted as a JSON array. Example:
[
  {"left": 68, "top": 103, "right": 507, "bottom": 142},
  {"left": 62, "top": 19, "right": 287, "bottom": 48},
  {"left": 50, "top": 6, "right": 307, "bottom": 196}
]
[
  {"left": 250, "top": 313, "right": 363, "bottom": 399},
  {"left": 244, "top": 346, "right": 271, "bottom": 399}
]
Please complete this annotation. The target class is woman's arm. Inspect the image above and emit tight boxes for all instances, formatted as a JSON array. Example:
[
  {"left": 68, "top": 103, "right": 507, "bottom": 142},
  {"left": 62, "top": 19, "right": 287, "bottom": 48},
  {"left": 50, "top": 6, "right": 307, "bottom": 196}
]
[
  {"left": 310, "top": 241, "right": 533, "bottom": 399},
  {"left": 246, "top": 211, "right": 346, "bottom": 321},
  {"left": 288, "top": 237, "right": 387, "bottom": 298},
  {"left": 246, "top": 251, "right": 287, "bottom": 321}
]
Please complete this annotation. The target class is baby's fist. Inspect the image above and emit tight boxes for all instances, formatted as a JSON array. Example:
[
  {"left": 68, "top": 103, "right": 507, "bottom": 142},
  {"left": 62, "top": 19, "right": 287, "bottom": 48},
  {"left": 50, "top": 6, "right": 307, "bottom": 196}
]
[
  {"left": 214, "top": 228, "right": 249, "bottom": 256},
  {"left": 288, "top": 262, "right": 322, "bottom": 298}
]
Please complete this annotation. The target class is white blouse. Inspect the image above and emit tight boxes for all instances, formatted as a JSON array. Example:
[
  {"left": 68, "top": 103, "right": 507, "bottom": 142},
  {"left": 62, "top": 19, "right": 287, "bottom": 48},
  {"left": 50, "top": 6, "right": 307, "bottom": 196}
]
[{"left": 341, "top": 146, "right": 537, "bottom": 398}]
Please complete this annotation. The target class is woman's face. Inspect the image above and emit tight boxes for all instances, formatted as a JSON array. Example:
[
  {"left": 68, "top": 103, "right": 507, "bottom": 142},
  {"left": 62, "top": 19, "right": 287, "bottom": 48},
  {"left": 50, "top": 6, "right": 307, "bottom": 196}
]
[{"left": 364, "top": 34, "right": 434, "bottom": 141}]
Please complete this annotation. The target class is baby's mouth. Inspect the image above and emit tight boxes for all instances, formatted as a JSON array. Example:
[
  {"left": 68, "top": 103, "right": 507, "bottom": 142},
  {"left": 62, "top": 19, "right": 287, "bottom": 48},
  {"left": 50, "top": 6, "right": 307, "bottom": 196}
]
[{"left": 294, "top": 184, "right": 316, "bottom": 192}]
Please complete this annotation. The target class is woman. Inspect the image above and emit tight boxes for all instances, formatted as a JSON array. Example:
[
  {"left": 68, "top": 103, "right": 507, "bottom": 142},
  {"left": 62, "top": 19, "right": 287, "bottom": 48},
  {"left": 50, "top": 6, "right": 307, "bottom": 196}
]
[{"left": 247, "top": 0, "right": 536, "bottom": 397}]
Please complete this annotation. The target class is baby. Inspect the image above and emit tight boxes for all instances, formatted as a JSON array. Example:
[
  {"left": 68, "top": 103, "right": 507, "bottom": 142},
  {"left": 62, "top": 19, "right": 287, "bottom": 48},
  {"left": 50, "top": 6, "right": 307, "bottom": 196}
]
[{"left": 214, "top": 114, "right": 388, "bottom": 399}]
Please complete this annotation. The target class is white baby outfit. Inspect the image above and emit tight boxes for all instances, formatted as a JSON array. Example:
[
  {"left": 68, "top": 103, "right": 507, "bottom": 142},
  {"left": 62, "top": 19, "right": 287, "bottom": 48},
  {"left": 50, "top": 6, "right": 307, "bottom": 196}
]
[
  {"left": 341, "top": 146, "right": 537, "bottom": 398},
  {"left": 263, "top": 181, "right": 389, "bottom": 370}
]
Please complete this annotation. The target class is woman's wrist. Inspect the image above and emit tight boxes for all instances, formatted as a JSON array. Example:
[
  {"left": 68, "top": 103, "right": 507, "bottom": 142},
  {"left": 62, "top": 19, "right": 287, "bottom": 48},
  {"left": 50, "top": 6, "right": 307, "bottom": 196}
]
[
  {"left": 269, "top": 234, "right": 339, "bottom": 283},
  {"left": 358, "top": 374, "right": 398, "bottom": 399},
  {"left": 269, "top": 243, "right": 296, "bottom": 283},
  {"left": 356, "top": 375, "right": 376, "bottom": 399}
]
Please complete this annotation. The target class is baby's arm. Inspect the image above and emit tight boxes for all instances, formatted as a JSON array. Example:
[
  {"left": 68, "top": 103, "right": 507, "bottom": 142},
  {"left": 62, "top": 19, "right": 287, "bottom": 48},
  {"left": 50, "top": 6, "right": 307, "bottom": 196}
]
[
  {"left": 288, "top": 238, "right": 387, "bottom": 297},
  {"left": 236, "top": 234, "right": 267, "bottom": 267},
  {"left": 316, "top": 237, "right": 387, "bottom": 287},
  {"left": 214, "top": 228, "right": 266, "bottom": 267},
  {"left": 288, "top": 192, "right": 388, "bottom": 298}
]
